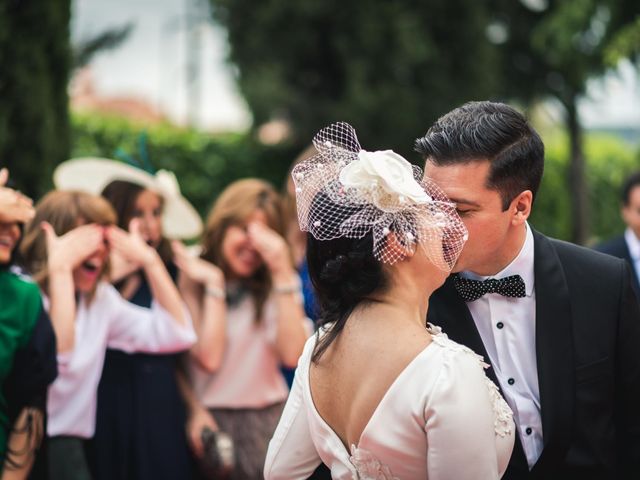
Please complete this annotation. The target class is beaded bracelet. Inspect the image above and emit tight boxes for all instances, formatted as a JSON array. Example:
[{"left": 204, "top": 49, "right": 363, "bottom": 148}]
[
  {"left": 273, "top": 277, "right": 303, "bottom": 295},
  {"left": 273, "top": 285, "right": 299, "bottom": 294},
  {"left": 205, "top": 286, "right": 225, "bottom": 299}
]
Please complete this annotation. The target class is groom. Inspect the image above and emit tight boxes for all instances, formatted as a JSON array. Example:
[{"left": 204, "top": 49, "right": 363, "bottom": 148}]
[{"left": 417, "top": 101, "right": 640, "bottom": 480}]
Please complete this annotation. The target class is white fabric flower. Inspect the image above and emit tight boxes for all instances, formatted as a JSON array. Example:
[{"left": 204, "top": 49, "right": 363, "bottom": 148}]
[
  {"left": 339, "top": 150, "right": 431, "bottom": 212},
  {"left": 349, "top": 445, "right": 399, "bottom": 480},
  {"left": 292, "top": 122, "right": 468, "bottom": 268}
]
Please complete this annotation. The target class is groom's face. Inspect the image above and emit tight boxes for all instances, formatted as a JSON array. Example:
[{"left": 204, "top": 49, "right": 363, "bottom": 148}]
[{"left": 424, "top": 159, "right": 516, "bottom": 276}]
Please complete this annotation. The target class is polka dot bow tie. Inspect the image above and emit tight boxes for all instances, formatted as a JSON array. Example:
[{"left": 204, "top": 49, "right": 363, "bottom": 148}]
[{"left": 453, "top": 274, "right": 526, "bottom": 302}]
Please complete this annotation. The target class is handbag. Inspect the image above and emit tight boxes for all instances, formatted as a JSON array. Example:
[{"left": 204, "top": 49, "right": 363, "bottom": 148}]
[{"left": 199, "top": 426, "right": 235, "bottom": 478}]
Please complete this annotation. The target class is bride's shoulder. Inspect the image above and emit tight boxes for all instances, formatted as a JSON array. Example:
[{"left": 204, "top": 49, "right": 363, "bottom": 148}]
[
  {"left": 298, "top": 323, "right": 334, "bottom": 365},
  {"left": 427, "top": 324, "right": 487, "bottom": 360}
]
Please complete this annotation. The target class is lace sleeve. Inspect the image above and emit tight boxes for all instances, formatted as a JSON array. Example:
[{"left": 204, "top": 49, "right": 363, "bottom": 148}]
[{"left": 424, "top": 341, "right": 514, "bottom": 480}]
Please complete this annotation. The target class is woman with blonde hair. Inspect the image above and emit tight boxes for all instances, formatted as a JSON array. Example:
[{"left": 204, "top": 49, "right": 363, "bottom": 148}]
[
  {"left": 173, "top": 179, "right": 309, "bottom": 479},
  {"left": 19, "top": 190, "right": 196, "bottom": 480}
]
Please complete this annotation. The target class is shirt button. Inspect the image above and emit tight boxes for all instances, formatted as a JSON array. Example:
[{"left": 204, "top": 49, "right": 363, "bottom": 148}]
[
  {"left": 507, "top": 378, "right": 515, "bottom": 385},
  {"left": 526, "top": 427, "right": 533, "bottom": 435},
  {"left": 496, "top": 322, "right": 504, "bottom": 329}
]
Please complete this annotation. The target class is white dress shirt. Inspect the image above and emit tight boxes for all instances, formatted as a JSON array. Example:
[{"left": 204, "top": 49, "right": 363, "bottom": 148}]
[
  {"left": 624, "top": 228, "right": 640, "bottom": 286},
  {"left": 461, "top": 223, "right": 542, "bottom": 468}
]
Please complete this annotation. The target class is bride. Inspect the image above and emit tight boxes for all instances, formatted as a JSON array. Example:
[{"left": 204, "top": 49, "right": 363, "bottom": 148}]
[{"left": 264, "top": 123, "right": 514, "bottom": 479}]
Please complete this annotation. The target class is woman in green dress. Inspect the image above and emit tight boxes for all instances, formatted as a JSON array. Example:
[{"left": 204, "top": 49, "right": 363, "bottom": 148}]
[{"left": 0, "top": 168, "right": 57, "bottom": 479}]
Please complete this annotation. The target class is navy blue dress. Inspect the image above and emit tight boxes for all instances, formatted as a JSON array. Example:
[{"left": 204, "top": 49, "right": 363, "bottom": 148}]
[
  {"left": 281, "top": 259, "right": 318, "bottom": 388},
  {"left": 89, "top": 265, "right": 192, "bottom": 480}
]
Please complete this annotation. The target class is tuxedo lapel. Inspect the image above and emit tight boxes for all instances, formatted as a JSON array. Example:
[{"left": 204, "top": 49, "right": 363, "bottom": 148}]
[
  {"left": 428, "top": 277, "right": 499, "bottom": 386},
  {"left": 619, "top": 238, "right": 640, "bottom": 299},
  {"left": 530, "top": 231, "right": 575, "bottom": 474},
  {"left": 619, "top": 237, "right": 633, "bottom": 266}
]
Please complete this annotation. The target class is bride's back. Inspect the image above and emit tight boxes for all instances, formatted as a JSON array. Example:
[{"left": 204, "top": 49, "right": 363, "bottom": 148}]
[{"left": 309, "top": 305, "right": 433, "bottom": 450}]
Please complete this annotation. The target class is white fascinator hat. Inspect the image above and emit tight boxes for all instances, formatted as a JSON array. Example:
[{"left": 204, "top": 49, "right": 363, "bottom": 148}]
[
  {"left": 53, "top": 157, "right": 203, "bottom": 239},
  {"left": 292, "top": 122, "right": 468, "bottom": 270}
]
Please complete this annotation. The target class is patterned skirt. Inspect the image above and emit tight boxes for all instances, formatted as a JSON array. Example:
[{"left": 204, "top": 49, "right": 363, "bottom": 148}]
[{"left": 207, "top": 401, "right": 285, "bottom": 480}]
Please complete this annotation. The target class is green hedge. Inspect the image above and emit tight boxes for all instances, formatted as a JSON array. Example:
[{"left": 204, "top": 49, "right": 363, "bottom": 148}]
[
  {"left": 531, "top": 132, "right": 640, "bottom": 244},
  {"left": 71, "top": 113, "right": 639, "bottom": 243},
  {"left": 71, "top": 113, "right": 299, "bottom": 217}
]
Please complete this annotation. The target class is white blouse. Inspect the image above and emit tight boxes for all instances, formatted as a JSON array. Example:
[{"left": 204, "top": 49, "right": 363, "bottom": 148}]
[
  {"left": 264, "top": 325, "right": 515, "bottom": 480},
  {"left": 46, "top": 282, "right": 196, "bottom": 438}
]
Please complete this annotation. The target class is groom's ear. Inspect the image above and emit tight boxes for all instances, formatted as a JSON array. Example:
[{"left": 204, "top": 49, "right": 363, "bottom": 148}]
[{"left": 510, "top": 190, "right": 533, "bottom": 225}]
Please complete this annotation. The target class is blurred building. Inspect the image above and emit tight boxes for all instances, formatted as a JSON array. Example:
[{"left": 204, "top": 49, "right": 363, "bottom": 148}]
[{"left": 70, "top": 67, "right": 168, "bottom": 125}]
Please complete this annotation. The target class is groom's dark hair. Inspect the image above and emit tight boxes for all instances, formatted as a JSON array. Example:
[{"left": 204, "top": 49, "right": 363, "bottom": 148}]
[{"left": 414, "top": 101, "right": 544, "bottom": 211}]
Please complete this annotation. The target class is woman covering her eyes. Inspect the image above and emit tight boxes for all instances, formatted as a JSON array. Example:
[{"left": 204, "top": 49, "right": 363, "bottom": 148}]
[
  {"left": 19, "top": 189, "right": 196, "bottom": 480},
  {"left": 51, "top": 157, "right": 203, "bottom": 480},
  {"left": 173, "top": 179, "right": 310, "bottom": 480},
  {"left": 264, "top": 123, "right": 515, "bottom": 479}
]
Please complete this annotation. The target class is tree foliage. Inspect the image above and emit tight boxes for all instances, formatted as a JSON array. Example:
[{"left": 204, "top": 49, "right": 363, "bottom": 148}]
[
  {"left": 73, "top": 23, "right": 134, "bottom": 70},
  {"left": 210, "top": 0, "right": 640, "bottom": 244},
  {"left": 210, "top": 0, "right": 504, "bottom": 158},
  {"left": 531, "top": 132, "right": 639, "bottom": 243},
  {"left": 71, "top": 113, "right": 299, "bottom": 217},
  {"left": 0, "top": 0, "right": 72, "bottom": 198},
  {"left": 489, "top": 0, "right": 640, "bottom": 243},
  {"left": 495, "top": 0, "right": 638, "bottom": 108},
  {"left": 605, "top": 15, "right": 640, "bottom": 65}
]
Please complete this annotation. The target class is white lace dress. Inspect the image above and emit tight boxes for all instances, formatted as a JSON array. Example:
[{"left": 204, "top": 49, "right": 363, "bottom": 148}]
[{"left": 264, "top": 325, "right": 515, "bottom": 479}]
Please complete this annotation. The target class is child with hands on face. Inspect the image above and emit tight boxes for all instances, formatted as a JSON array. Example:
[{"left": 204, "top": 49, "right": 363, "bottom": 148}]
[{"left": 19, "top": 190, "right": 196, "bottom": 480}]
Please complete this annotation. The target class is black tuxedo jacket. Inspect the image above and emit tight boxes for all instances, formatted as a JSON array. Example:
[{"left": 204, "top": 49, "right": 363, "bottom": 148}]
[
  {"left": 428, "top": 230, "right": 640, "bottom": 480},
  {"left": 595, "top": 234, "right": 640, "bottom": 302}
]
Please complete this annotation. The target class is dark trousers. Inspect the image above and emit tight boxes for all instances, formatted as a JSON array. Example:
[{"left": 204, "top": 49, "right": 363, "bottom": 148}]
[{"left": 48, "top": 436, "right": 92, "bottom": 480}]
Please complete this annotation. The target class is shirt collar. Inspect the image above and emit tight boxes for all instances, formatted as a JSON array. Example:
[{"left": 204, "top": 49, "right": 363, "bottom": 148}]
[
  {"left": 625, "top": 228, "right": 640, "bottom": 261},
  {"left": 461, "top": 222, "right": 535, "bottom": 297}
]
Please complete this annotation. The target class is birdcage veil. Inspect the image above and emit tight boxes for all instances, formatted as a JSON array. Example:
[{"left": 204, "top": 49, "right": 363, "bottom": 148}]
[{"left": 291, "top": 122, "right": 468, "bottom": 270}]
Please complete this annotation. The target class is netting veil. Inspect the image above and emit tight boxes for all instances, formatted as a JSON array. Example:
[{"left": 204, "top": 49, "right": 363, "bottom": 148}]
[{"left": 292, "top": 122, "right": 468, "bottom": 270}]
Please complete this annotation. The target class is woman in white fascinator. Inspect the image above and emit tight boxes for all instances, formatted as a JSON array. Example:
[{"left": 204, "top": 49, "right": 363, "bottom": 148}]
[{"left": 264, "top": 123, "right": 515, "bottom": 479}]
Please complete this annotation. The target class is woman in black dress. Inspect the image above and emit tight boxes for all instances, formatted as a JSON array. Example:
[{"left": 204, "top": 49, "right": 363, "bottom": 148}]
[
  {"left": 52, "top": 158, "right": 203, "bottom": 480},
  {"left": 90, "top": 179, "right": 194, "bottom": 480}
]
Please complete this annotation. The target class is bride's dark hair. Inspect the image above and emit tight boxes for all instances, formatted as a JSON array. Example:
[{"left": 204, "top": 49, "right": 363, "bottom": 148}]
[{"left": 306, "top": 192, "right": 389, "bottom": 362}]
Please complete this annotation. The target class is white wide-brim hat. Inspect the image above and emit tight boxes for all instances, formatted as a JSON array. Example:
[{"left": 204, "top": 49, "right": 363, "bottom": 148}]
[{"left": 53, "top": 157, "right": 203, "bottom": 239}]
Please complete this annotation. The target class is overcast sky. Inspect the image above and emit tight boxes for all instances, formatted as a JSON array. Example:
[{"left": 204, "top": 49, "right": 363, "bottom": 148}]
[
  {"left": 72, "top": 0, "right": 640, "bottom": 132},
  {"left": 72, "top": 0, "right": 251, "bottom": 131}
]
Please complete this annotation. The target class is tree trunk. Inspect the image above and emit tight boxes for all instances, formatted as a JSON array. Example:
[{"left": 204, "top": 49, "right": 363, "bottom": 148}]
[{"left": 565, "top": 97, "right": 589, "bottom": 245}]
